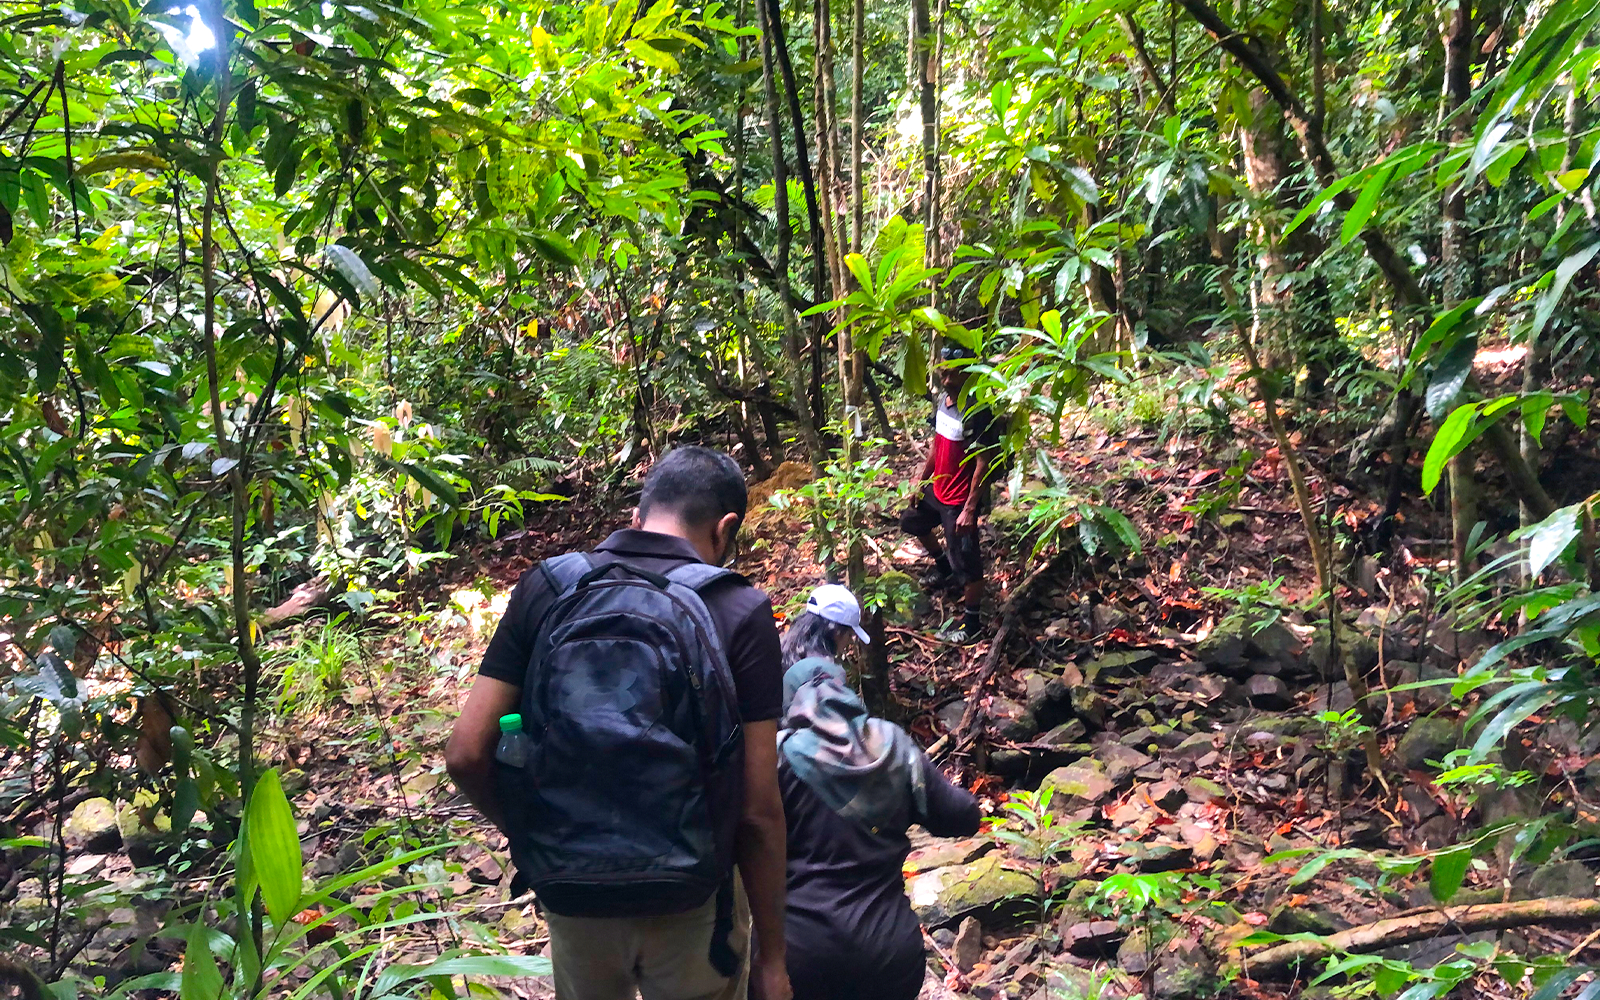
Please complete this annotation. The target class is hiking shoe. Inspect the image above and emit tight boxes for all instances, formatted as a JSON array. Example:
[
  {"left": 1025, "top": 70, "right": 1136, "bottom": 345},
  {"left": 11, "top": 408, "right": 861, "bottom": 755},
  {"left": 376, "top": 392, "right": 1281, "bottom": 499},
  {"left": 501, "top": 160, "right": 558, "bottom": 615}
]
[
  {"left": 919, "top": 566, "right": 957, "bottom": 592},
  {"left": 936, "top": 623, "right": 981, "bottom": 645}
]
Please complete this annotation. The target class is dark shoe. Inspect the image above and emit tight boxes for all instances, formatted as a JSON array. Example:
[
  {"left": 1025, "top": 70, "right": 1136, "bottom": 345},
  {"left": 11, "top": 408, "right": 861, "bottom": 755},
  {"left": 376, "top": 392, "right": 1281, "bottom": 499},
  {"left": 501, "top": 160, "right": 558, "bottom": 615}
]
[
  {"left": 936, "top": 623, "right": 981, "bottom": 645},
  {"left": 919, "top": 566, "right": 957, "bottom": 592}
]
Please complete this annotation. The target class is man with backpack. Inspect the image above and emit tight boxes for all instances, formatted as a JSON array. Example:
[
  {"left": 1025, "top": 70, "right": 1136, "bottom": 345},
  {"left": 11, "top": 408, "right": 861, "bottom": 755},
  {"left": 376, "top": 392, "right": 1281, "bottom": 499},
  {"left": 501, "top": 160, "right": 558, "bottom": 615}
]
[
  {"left": 900, "top": 344, "right": 1006, "bottom": 645},
  {"left": 446, "top": 446, "right": 791, "bottom": 1000}
]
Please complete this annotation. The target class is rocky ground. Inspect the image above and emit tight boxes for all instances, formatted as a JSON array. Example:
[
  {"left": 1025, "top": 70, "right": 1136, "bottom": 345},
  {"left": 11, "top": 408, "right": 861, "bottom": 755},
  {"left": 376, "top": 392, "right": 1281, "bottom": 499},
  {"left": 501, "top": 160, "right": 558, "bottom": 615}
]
[{"left": 13, "top": 412, "right": 1600, "bottom": 999}]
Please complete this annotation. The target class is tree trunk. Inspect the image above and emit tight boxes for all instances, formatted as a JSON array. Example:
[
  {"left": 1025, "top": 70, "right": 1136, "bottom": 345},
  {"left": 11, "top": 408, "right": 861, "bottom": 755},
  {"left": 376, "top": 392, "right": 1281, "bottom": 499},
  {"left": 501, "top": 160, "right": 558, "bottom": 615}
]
[
  {"left": 1441, "top": 0, "right": 1478, "bottom": 583},
  {"left": 759, "top": 0, "right": 824, "bottom": 464}
]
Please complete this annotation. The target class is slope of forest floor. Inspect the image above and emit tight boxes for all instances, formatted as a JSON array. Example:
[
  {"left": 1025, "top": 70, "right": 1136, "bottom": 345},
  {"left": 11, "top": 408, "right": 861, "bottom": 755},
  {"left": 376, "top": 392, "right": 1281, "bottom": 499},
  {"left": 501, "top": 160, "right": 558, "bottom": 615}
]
[{"left": 31, "top": 386, "right": 1600, "bottom": 1000}]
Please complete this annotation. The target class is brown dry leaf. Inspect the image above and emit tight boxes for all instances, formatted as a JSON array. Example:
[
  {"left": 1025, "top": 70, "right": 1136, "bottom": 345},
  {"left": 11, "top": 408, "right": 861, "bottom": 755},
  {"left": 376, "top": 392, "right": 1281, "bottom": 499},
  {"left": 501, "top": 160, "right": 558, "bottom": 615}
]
[{"left": 135, "top": 694, "right": 175, "bottom": 773}]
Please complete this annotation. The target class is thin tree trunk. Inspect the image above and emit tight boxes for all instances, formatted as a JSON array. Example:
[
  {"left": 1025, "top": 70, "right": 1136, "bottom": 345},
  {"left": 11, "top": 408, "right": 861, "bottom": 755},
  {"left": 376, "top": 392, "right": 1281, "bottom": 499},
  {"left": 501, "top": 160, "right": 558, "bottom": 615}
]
[
  {"left": 758, "top": 0, "right": 829, "bottom": 431},
  {"left": 1442, "top": 0, "right": 1477, "bottom": 583},
  {"left": 850, "top": 0, "right": 864, "bottom": 253},
  {"left": 760, "top": 0, "right": 824, "bottom": 464}
]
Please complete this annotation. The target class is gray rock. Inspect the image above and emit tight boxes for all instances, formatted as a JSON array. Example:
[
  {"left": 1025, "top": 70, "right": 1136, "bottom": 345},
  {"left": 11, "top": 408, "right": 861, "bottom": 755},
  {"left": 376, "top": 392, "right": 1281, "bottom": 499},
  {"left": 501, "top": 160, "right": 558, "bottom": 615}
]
[
  {"left": 1146, "top": 779, "right": 1187, "bottom": 811},
  {"left": 1132, "top": 842, "right": 1194, "bottom": 872},
  {"left": 1197, "top": 624, "right": 1248, "bottom": 670},
  {"left": 64, "top": 798, "right": 121, "bottom": 853},
  {"left": 1153, "top": 937, "right": 1218, "bottom": 998},
  {"left": 1071, "top": 687, "right": 1109, "bottom": 729},
  {"left": 907, "top": 855, "right": 1042, "bottom": 928},
  {"left": 1046, "top": 967, "right": 1098, "bottom": 1000},
  {"left": 1172, "top": 732, "right": 1218, "bottom": 760},
  {"left": 1184, "top": 777, "right": 1227, "bottom": 804},
  {"left": 1395, "top": 717, "right": 1460, "bottom": 770},
  {"left": 1415, "top": 814, "right": 1458, "bottom": 849},
  {"left": 936, "top": 700, "right": 966, "bottom": 733},
  {"left": 1095, "top": 743, "right": 1154, "bottom": 786},
  {"left": 988, "top": 696, "right": 1039, "bottom": 743},
  {"left": 1042, "top": 760, "right": 1118, "bottom": 811},
  {"left": 952, "top": 916, "right": 984, "bottom": 973},
  {"left": 1083, "top": 649, "right": 1160, "bottom": 679},
  {"left": 906, "top": 836, "right": 992, "bottom": 874},
  {"left": 1247, "top": 620, "right": 1306, "bottom": 667},
  {"left": 1402, "top": 784, "right": 1442, "bottom": 823},
  {"left": 1062, "top": 919, "right": 1125, "bottom": 958},
  {"left": 1525, "top": 860, "right": 1598, "bottom": 899},
  {"left": 1022, "top": 671, "right": 1073, "bottom": 731},
  {"left": 1268, "top": 903, "right": 1345, "bottom": 936},
  {"left": 1246, "top": 674, "right": 1293, "bottom": 710},
  {"left": 1417, "top": 663, "right": 1457, "bottom": 713},
  {"left": 1041, "top": 719, "right": 1088, "bottom": 745}
]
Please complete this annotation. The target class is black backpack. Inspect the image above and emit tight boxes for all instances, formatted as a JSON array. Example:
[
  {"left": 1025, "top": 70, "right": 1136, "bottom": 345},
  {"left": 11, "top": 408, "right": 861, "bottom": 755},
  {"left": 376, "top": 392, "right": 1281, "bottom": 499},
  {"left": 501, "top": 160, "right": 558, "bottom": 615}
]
[{"left": 497, "top": 552, "right": 745, "bottom": 920}]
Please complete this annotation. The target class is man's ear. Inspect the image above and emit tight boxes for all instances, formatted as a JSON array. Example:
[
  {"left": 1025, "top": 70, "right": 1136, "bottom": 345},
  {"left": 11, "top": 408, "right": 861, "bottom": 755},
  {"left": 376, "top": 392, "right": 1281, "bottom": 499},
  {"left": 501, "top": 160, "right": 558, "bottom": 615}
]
[
  {"left": 716, "top": 512, "right": 742, "bottom": 550},
  {"left": 630, "top": 507, "right": 642, "bottom": 529}
]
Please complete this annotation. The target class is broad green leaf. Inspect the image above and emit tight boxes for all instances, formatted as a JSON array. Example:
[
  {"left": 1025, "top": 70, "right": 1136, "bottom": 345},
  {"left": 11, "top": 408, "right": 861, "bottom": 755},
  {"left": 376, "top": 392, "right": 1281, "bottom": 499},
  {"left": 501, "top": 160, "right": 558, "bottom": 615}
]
[
  {"left": 901, "top": 332, "right": 926, "bottom": 395},
  {"left": 1523, "top": 504, "right": 1582, "bottom": 578},
  {"left": 246, "top": 768, "right": 304, "bottom": 919},
  {"left": 1424, "top": 337, "right": 1475, "bottom": 421},
  {"left": 530, "top": 231, "right": 582, "bottom": 268},
  {"left": 180, "top": 924, "right": 224, "bottom": 1000},
  {"left": 1429, "top": 845, "right": 1471, "bottom": 902},
  {"left": 1341, "top": 162, "right": 1395, "bottom": 246},
  {"left": 326, "top": 245, "right": 382, "bottom": 300},
  {"left": 400, "top": 462, "right": 461, "bottom": 508},
  {"left": 377, "top": 953, "right": 554, "bottom": 991},
  {"left": 1283, "top": 170, "right": 1363, "bottom": 236},
  {"left": 1422, "top": 403, "right": 1479, "bottom": 495},
  {"left": 1530, "top": 241, "right": 1600, "bottom": 341}
]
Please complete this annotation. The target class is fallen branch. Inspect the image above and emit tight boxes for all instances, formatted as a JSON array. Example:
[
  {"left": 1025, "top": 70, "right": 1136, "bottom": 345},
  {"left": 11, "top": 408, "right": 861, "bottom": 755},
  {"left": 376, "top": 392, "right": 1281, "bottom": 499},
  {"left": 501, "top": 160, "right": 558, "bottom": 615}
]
[
  {"left": 259, "top": 577, "right": 335, "bottom": 631},
  {"left": 1247, "top": 896, "right": 1600, "bottom": 976},
  {"left": 931, "top": 547, "right": 1074, "bottom": 757}
]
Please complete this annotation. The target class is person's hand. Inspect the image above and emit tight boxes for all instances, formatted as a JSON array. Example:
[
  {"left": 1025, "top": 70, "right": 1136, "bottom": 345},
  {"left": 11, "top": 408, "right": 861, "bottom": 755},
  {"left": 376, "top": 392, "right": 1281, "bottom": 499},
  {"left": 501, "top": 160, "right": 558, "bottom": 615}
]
[
  {"left": 955, "top": 506, "right": 977, "bottom": 533},
  {"left": 750, "top": 956, "right": 792, "bottom": 1000}
]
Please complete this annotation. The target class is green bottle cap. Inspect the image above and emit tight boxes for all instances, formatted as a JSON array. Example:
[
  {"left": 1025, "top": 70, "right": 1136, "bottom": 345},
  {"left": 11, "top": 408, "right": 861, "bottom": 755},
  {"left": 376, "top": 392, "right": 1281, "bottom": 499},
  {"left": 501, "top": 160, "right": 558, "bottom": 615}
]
[{"left": 498, "top": 714, "right": 523, "bottom": 734}]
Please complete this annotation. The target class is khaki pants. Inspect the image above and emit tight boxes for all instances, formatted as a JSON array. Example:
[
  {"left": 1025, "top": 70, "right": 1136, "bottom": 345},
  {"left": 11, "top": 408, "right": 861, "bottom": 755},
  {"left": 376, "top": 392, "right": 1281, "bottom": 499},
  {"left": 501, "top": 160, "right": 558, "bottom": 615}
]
[{"left": 544, "top": 884, "right": 750, "bottom": 1000}]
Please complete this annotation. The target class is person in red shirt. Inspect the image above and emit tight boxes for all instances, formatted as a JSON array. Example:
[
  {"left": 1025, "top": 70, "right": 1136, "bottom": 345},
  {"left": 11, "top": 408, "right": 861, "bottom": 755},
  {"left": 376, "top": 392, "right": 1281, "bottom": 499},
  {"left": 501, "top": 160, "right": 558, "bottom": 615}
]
[{"left": 898, "top": 344, "right": 1002, "bottom": 644}]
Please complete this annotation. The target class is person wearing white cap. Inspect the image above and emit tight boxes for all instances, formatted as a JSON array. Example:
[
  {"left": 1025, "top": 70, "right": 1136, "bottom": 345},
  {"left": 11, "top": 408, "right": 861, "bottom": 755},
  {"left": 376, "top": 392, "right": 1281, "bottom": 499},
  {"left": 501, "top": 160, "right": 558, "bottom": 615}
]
[
  {"left": 780, "top": 583, "right": 871, "bottom": 669},
  {"left": 771, "top": 583, "right": 981, "bottom": 1000}
]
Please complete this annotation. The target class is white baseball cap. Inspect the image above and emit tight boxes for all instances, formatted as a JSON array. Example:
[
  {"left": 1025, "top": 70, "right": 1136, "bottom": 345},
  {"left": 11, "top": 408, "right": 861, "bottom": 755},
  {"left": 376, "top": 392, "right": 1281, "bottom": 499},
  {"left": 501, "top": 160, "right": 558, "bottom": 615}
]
[{"left": 806, "top": 584, "right": 871, "bottom": 644}]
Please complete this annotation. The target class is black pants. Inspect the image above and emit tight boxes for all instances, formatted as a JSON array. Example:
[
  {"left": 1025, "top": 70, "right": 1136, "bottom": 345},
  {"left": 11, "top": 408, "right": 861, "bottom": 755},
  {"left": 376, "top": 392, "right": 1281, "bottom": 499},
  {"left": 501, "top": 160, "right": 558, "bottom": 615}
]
[
  {"left": 788, "top": 940, "right": 925, "bottom": 1000},
  {"left": 899, "top": 491, "right": 983, "bottom": 586}
]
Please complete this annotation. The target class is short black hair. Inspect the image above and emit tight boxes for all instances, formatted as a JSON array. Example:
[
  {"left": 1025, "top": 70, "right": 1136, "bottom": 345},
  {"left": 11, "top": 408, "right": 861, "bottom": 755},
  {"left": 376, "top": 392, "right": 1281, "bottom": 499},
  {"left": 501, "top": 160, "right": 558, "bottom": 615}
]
[{"left": 638, "top": 446, "right": 748, "bottom": 526}]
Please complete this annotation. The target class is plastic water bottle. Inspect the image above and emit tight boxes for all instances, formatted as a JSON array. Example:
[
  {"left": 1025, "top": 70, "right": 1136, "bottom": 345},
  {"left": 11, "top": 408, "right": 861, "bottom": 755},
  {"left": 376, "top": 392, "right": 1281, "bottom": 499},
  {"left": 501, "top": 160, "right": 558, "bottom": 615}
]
[{"left": 495, "top": 713, "right": 529, "bottom": 768}]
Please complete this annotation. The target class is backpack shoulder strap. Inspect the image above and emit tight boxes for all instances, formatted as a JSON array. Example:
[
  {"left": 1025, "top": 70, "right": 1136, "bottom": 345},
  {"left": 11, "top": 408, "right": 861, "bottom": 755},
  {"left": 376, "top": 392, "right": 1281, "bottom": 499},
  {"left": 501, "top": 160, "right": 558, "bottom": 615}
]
[
  {"left": 537, "top": 552, "right": 594, "bottom": 597},
  {"left": 664, "top": 562, "right": 741, "bottom": 594}
]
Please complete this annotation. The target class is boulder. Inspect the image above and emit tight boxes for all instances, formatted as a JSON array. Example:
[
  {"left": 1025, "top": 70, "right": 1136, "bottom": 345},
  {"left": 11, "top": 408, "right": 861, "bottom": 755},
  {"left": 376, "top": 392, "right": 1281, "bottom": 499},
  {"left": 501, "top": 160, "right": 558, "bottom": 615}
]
[
  {"left": 63, "top": 798, "right": 121, "bottom": 853},
  {"left": 1395, "top": 717, "right": 1460, "bottom": 770},
  {"left": 1042, "top": 760, "right": 1118, "bottom": 811},
  {"left": 1094, "top": 743, "right": 1154, "bottom": 786},
  {"left": 906, "top": 836, "right": 992, "bottom": 874},
  {"left": 952, "top": 917, "right": 984, "bottom": 973},
  {"left": 1268, "top": 903, "right": 1345, "bottom": 936},
  {"left": 1022, "top": 671, "right": 1073, "bottom": 731},
  {"left": 1070, "top": 688, "right": 1109, "bottom": 730},
  {"left": 1082, "top": 650, "right": 1160, "bottom": 680},
  {"left": 1153, "top": 937, "right": 1218, "bottom": 998},
  {"left": 1246, "top": 620, "right": 1307, "bottom": 670},
  {"left": 1245, "top": 674, "right": 1293, "bottom": 710},
  {"left": 1041, "top": 719, "right": 1088, "bottom": 745},
  {"left": 1197, "top": 624, "right": 1248, "bottom": 670},
  {"left": 987, "top": 697, "right": 1040, "bottom": 743},
  {"left": 1523, "top": 860, "right": 1597, "bottom": 899},
  {"left": 1131, "top": 842, "right": 1193, "bottom": 872},
  {"left": 936, "top": 700, "right": 967, "bottom": 733},
  {"left": 907, "top": 855, "right": 1042, "bottom": 929},
  {"left": 1145, "top": 780, "right": 1187, "bottom": 811},
  {"left": 1309, "top": 681, "right": 1356, "bottom": 714},
  {"left": 1061, "top": 919, "right": 1124, "bottom": 958},
  {"left": 988, "top": 743, "right": 1092, "bottom": 779},
  {"left": 1417, "top": 663, "right": 1457, "bottom": 714}
]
